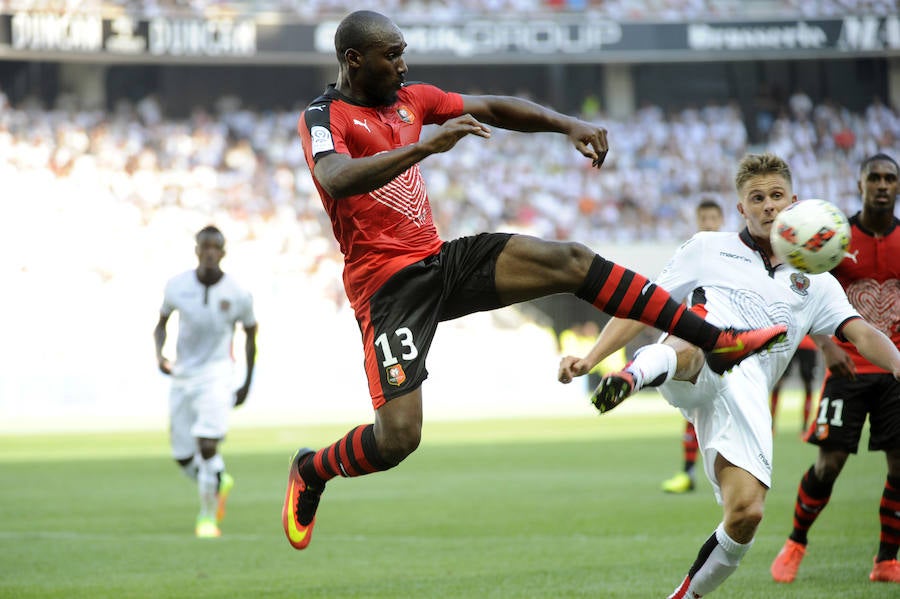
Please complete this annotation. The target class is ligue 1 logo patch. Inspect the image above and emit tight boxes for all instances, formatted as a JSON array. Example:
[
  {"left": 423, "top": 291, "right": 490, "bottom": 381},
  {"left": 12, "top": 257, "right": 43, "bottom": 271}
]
[
  {"left": 386, "top": 364, "right": 407, "bottom": 386},
  {"left": 397, "top": 105, "right": 415, "bottom": 124},
  {"left": 789, "top": 272, "right": 810, "bottom": 297}
]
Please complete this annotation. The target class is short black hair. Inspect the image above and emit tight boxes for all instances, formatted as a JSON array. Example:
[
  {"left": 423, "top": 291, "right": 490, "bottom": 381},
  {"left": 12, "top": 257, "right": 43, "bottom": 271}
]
[
  {"left": 195, "top": 225, "right": 224, "bottom": 244},
  {"left": 696, "top": 198, "right": 722, "bottom": 213},
  {"left": 860, "top": 152, "right": 899, "bottom": 174},
  {"left": 335, "top": 10, "right": 393, "bottom": 62}
]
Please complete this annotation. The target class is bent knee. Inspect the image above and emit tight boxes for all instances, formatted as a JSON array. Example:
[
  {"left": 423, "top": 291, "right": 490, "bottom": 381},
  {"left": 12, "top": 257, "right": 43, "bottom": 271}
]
[
  {"left": 727, "top": 503, "right": 764, "bottom": 538},
  {"left": 378, "top": 423, "right": 422, "bottom": 464}
]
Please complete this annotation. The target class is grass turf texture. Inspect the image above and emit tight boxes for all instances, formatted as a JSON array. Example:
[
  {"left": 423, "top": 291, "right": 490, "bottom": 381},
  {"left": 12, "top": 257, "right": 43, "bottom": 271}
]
[{"left": 0, "top": 392, "right": 894, "bottom": 598}]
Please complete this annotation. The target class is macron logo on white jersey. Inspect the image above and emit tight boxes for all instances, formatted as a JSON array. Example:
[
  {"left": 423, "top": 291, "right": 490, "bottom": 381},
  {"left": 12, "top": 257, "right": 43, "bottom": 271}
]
[{"left": 353, "top": 118, "right": 371, "bottom": 132}]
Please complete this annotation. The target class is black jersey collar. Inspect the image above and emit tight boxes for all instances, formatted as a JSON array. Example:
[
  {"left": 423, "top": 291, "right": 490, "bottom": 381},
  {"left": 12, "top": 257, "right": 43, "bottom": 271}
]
[
  {"left": 738, "top": 227, "right": 778, "bottom": 277},
  {"left": 848, "top": 212, "right": 899, "bottom": 237}
]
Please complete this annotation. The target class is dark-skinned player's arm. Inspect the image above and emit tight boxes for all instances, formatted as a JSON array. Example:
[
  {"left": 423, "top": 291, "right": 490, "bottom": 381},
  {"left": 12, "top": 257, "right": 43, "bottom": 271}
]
[
  {"left": 811, "top": 333, "right": 856, "bottom": 380},
  {"left": 154, "top": 313, "right": 173, "bottom": 375},
  {"left": 313, "top": 115, "right": 490, "bottom": 199},
  {"left": 841, "top": 319, "right": 900, "bottom": 380},
  {"left": 234, "top": 323, "right": 257, "bottom": 407},
  {"left": 460, "top": 94, "right": 608, "bottom": 168}
]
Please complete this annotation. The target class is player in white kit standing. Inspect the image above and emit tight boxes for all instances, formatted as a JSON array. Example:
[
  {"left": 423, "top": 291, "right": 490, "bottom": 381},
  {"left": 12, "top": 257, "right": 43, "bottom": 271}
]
[
  {"left": 558, "top": 153, "right": 900, "bottom": 597},
  {"left": 154, "top": 225, "right": 257, "bottom": 538}
]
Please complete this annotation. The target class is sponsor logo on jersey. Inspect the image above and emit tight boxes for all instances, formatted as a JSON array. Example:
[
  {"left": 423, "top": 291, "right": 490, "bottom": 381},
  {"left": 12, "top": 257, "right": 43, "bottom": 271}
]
[
  {"left": 310, "top": 126, "right": 334, "bottom": 155},
  {"left": 718, "top": 251, "right": 753, "bottom": 263},
  {"left": 397, "top": 105, "right": 415, "bottom": 124},
  {"left": 386, "top": 364, "right": 407, "bottom": 386},
  {"left": 219, "top": 299, "right": 231, "bottom": 312},
  {"left": 789, "top": 272, "right": 810, "bottom": 296},
  {"left": 353, "top": 118, "right": 371, "bottom": 132}
]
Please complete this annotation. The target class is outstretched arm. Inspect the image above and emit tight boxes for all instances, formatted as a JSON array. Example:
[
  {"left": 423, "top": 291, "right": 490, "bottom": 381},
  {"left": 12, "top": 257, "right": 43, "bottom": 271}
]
[
  {"left": 461, "top": 95, "right": 608, "bottom": 168},
  {"left": 559, "top": 317, "right": 648, "bottom": 384},
  {"left": 842, "top": 319, "right": 900, "bottom": 379}
]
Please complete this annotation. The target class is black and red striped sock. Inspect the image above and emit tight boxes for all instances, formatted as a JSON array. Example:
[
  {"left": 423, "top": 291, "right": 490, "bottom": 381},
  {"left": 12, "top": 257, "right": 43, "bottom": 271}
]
[
  {"left": 789, "top": 466, "right": 834, "bottom": 545},
  {"left": 683, "top": 422, "right": 698, "bottom": 474},
  {"left": 575, "top": 255, "right": 721, "bottom": 351},
  {"left": 301, "top": 424, "right": 396, "bottom": 487},
  {"left": 877, "top": 475, "right": 900, "bottom": 562}
]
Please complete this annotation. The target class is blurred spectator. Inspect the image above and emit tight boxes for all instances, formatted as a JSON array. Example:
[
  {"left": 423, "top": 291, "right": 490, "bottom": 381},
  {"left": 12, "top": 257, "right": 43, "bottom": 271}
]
[
  {"left": 0, "top": 0, "right": 892, "bottom": 19},
  {"left": 1, "top": 86, "right": 897, "bottom": 316}
]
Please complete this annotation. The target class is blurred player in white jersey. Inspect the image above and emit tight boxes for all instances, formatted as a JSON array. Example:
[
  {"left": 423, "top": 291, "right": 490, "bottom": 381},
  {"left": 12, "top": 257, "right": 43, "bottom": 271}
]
[
  {"left": 558, "top": 153, "right": 900, "bottom": 597},
  {"left": 154, "top": 225, "right": 257, "bottom": 538}
]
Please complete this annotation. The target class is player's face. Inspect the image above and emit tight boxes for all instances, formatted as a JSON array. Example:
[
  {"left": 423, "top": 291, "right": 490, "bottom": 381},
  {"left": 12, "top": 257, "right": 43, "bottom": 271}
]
[
  {"left": 859, "top": 159, "right": 898, "bottom": 214},
  {"left": 195, "top": 232, "right": 225, "bottom": 272},
  {"left": 696, "top": 207, "right": 724, "bottom": 232},
  {"left": 357, "top": 27, "right": 408, "bottom": 106},
  {"left": 737, "top": 174, "right": 796, "bottom": 239}
]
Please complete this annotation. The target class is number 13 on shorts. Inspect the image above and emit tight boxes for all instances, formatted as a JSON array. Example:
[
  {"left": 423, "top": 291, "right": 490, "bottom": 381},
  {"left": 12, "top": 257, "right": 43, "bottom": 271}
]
[{"left": 375, "top": 327, "right": 419, "bottom": 386}]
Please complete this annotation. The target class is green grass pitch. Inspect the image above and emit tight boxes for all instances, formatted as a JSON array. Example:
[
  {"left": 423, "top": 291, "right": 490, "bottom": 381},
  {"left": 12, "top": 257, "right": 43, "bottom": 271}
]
[{"left": 0, "top": 392, "right": 894, "bottom": 598}]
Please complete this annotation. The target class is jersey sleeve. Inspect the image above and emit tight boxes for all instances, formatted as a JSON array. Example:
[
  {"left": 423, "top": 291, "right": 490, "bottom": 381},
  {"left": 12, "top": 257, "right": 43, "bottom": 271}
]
[
  {"left": 654, "top": 234, "right": 705, "bottom": 302},
  {"left": 409, "top": 83, "right": 464, "bottom": 125},
  {"left": 809, "top": 273, "right": 861, "bottom": 338},
  {"left": 238, "top": 289, "right": 257, "bottom": 328},
  {"left": 298, "top": 101, "right": 344, "bottom": 163},
  {"left": 160, "top": 279, "right": 176, "bottom": 316}
]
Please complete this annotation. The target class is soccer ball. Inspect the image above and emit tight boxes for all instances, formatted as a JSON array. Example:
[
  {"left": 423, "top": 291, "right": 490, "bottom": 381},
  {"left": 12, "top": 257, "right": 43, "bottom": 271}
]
[{"left": 770, "top": 199, "right": 851, "bottom": 274}]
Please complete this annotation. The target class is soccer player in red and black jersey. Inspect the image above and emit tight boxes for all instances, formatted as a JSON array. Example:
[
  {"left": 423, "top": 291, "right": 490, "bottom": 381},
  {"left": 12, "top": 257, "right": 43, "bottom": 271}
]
[
  {"left": 282, "top": 10, "right": 787, "bottom": 551},
  {"left": 772, "top": 153, "right": 900, "bottom": 584}
]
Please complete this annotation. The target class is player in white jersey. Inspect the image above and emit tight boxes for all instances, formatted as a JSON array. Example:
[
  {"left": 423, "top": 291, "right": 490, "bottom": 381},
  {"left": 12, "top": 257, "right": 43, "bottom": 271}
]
[
  {"left": 154, "top": 225, "right": 257, "bottom": 538},
  {"left": 558, "top": 153, "right": 900, "bottom": 597}
]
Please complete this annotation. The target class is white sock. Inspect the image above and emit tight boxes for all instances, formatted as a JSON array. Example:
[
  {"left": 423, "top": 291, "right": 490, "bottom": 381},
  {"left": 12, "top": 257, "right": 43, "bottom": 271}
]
[
  {"left": 671, "top": 523, "right": 753, "bottom": 597},
  {"left": 626, "top": 343, "right": 677, "bottom": 390},
  {"left": 180, "top": 454, "right": 200, "bottom": 482},
  {"left": 197, "top": 454, "right": 225, "bottom": 519}
]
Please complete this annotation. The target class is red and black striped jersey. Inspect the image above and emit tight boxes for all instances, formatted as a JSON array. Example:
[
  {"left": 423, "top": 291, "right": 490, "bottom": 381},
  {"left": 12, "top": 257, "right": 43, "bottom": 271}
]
[
  {"left": 831, "top": 214, "right": 900, "bottom": 374},
  {"left": 298, "top": 83, "right": 464, "bottom": 311}
]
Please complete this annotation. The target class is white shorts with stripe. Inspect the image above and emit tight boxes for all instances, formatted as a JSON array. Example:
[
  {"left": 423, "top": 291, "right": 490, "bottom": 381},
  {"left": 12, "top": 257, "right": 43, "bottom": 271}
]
[{"left": 659, "top": 361, "right": 773, "bottom": 505}]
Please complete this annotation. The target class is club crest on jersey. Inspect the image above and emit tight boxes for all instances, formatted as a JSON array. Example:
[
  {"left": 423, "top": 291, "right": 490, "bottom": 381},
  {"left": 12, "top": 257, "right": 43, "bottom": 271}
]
[
  {"left": 789, "top": 272, "right": 810, "bottom": 296},
  {"left": 386, "top": 363, "right": 407, "bottom": 386},
  {"left": 397, "top": 105, "right": 415, "bottom": 124},
  {"left": 219, "top": 299, "right": 231, "bottom": 312},
  {"left": 815, "top": 423, "right": 829, "bottom": 440}
]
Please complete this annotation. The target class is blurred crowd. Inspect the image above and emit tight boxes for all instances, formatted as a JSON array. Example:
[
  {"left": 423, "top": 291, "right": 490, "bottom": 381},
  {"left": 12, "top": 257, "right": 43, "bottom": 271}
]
[
  {"left": 2, "top": 85, "right": 898, "bottom": 315},
  {"left": 0, "top": 0, "right": 894, "bottom": 20}
]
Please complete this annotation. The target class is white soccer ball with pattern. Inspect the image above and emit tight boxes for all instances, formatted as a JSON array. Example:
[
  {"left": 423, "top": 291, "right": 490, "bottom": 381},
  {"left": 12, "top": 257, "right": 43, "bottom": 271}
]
[{"left": 770, "top": 199, "right": 851, "bottom": 274}]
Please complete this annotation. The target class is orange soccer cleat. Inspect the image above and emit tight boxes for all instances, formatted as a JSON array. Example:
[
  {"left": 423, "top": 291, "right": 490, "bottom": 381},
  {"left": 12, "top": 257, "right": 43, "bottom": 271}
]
[
  {"left": 282, "top": 448, "right": 324, "bottom": 550},
  {"left": 771, "top": 539, "right": 807, "bottom": 583},
  {"left": 705, "top": 325, "right": 788, "bottom": 374},
  {"left": 870, "top": 557, "right": 900, "bottom": 583}
]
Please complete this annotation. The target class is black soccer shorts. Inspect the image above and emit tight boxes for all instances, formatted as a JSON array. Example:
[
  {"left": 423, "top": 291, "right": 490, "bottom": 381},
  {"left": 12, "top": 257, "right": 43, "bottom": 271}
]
[
  {"left": 806, "top": 373, "right": 900, "bottom": 453},
  {"left": 357, "top": 233, "right": 513, "bottom": 409}
]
